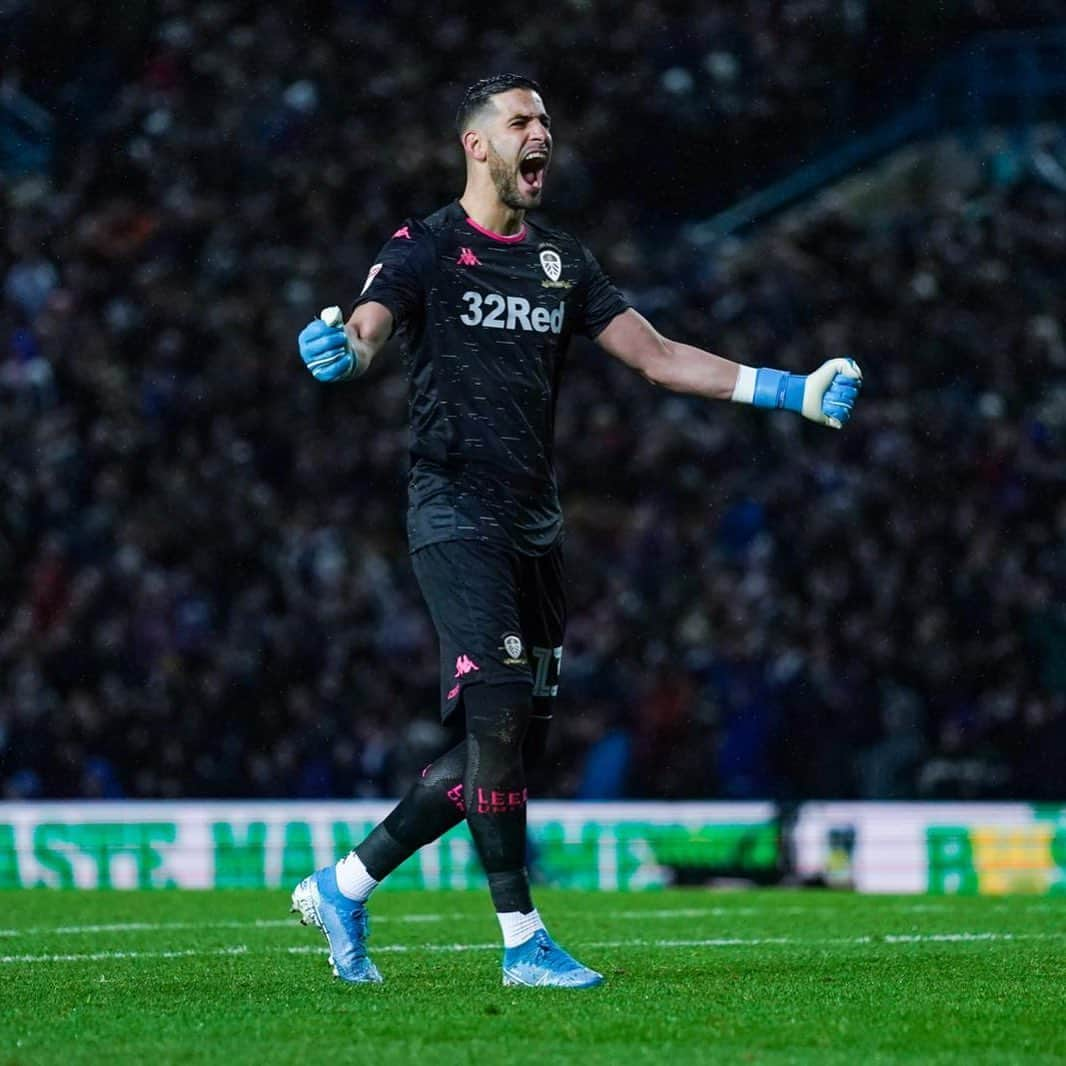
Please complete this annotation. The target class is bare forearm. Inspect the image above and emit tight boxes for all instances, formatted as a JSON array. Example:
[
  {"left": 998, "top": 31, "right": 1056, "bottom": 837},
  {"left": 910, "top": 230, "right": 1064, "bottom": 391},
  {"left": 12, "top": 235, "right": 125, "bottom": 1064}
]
[
  {"left": 341, "top": 301, "right": 394, "bottom": 376},
  {"left": 642, "top": 337, "right": 740, "bottom": 401},
  {"left": 595, "top": 309, "right": 863, "bottom": 427}
]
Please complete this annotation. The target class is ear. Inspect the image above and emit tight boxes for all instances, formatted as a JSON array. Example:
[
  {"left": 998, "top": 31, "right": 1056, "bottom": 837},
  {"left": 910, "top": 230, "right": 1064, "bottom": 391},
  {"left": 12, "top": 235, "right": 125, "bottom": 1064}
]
[{"left": 462, "top": 128, "right": 487, "bottom": 164}]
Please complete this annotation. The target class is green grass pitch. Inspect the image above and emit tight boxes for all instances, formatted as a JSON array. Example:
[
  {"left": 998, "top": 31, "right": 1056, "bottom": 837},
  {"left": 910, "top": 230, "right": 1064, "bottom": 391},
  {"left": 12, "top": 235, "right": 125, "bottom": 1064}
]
[{"left": 0, "top": 889, "right": 1062, "bottom": 1065}]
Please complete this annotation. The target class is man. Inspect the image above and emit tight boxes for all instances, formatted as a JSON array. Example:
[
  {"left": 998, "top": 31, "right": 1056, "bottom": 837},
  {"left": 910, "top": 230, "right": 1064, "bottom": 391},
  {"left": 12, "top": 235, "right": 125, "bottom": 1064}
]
[{"left": 293, "top": 73, "right": 862, "bottom": 989}]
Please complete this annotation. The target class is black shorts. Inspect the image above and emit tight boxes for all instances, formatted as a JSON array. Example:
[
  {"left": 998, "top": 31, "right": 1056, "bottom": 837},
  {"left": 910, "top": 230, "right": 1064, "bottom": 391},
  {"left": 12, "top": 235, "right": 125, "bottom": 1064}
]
[{"left": 412, "top": 539, "right": 566, "bottom": 720}]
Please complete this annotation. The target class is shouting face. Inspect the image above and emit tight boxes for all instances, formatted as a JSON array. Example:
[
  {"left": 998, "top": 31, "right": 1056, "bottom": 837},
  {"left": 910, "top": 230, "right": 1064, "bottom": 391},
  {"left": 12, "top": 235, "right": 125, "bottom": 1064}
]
[{"left": 476, "top": 88, "right": 552, "bottom": 210}]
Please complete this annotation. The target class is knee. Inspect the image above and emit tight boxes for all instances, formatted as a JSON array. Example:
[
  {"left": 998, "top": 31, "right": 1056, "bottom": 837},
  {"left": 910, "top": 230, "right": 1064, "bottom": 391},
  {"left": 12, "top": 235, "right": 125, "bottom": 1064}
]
[{"left": 464, "top": 683, "right": 533, "bottom": 744}]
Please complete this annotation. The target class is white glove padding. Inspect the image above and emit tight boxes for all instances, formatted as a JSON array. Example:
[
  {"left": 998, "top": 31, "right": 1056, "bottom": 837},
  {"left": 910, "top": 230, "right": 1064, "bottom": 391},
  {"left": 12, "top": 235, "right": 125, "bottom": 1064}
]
[{"left": 802, "top": 357, "right": 863, "bottom": 429}]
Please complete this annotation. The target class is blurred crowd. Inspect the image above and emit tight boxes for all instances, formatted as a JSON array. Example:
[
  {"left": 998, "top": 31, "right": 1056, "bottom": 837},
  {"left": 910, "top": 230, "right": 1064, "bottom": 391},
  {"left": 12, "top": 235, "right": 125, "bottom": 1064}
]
[{"left": 1, "top": 1, "right": 1064, "bottom": 802}]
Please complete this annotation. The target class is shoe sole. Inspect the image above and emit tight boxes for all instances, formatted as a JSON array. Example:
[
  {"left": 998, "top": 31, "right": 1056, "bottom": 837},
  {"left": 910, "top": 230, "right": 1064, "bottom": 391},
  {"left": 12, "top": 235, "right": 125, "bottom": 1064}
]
[
  {"left": 502, "top": 968, "right": 605, "bottom": 989},
  {"left": 291, "top": 878, "right": 340, "bottom": 977}
]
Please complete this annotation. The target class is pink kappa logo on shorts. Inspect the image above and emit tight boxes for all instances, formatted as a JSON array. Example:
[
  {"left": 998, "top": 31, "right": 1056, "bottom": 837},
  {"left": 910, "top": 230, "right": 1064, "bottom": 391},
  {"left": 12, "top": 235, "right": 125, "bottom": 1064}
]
[{"left": 454, "top": 654, "right": 480, "bottom": 678}]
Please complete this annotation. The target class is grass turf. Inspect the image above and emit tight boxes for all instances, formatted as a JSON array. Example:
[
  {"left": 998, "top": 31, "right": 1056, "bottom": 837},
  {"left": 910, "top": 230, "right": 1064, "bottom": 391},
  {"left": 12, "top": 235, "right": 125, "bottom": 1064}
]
[{"left": 0, "top": 889, "right": 1062, "bottom": 1065}]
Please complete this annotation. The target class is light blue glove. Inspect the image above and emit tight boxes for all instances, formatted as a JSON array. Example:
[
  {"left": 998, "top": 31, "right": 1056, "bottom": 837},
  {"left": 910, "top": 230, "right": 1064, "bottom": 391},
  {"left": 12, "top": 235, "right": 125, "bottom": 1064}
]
[
  {"left": 753, "top": 357, "right": 863, "bottom": 428},
  {"left": 298, "top": 307, "right": 358, "bottom": 382}
]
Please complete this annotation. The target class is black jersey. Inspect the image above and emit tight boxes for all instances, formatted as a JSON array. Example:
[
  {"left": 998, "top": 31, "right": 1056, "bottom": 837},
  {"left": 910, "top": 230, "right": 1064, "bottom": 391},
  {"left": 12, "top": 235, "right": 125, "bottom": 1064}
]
[{"left": 353, "top": 200, "right": 629, "bottom": 554}]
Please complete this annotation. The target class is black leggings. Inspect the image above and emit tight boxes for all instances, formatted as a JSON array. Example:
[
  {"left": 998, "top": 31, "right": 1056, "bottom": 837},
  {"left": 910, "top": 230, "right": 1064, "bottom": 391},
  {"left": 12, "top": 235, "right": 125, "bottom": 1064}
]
[{"left": 357, "top": 683, "right": 549, "bottom": 894}]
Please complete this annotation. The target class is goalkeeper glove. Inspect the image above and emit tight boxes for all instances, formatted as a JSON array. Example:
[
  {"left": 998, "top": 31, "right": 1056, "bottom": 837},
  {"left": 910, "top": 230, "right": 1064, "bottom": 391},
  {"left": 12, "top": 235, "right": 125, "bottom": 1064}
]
[
  {"left": 734, "top": 357, "right": 863, "bottom": 428},
  {"left": 298, "top": 306, "right": 358, "bottom": 382}
]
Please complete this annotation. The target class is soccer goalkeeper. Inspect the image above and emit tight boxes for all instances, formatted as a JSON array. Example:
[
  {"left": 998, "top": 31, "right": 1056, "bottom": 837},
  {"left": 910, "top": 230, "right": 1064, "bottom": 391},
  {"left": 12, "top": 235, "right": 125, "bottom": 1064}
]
[{"left": 293, "top": 74, "right": 862, "bottom": 988}]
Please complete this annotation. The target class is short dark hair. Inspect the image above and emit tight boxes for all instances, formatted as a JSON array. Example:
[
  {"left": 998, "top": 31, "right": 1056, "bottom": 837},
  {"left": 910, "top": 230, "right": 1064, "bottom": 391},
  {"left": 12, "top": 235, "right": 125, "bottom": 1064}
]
[{"left": 456, "top": 74, "right": 542, "bottom": 134}]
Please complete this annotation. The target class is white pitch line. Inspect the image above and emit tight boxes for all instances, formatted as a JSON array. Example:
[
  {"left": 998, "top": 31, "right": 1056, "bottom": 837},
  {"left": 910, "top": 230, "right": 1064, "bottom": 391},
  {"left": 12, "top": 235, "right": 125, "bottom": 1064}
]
[
  {"left": 883, "top": 932, "right": 1047, "bottom": 943},
  {"left": 0, "top": 946, "right": 249, "bottom": 964},
  {"left": 609, "top": 907, "right": 769, "bottom": 918},
  {"left": 0, "top": 920, "right": 292, "bottom": 938},
  {"left": 3, "top": 931, "right": 1064, "bottom": 966},
  {"left": 588, "top": 936, "right": 792, "bottom": 948},
  {"left": 285, "top": 942, "right": 500, "bottom": 956},
  {"left": 0, "top": 915, "right": 443, "bottom": 938},
  {"left": 0, "top": 908, "right": 808, "bottom": 939},
  {"left": 611, "top": 908, "right": 745, "bottom": 919},
  {"left": 586, "top": 932, "right": 1066, "bottom": 949},
  {"left": 0, "top": 904, "right": 1061, "bottom": 941}
]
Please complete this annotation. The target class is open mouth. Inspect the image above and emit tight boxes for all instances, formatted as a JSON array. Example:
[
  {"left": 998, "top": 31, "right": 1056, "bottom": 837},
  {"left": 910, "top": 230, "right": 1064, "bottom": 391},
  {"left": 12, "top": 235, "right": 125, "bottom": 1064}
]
[{"left": 519, "top": 151, "right": 548, "bottom": 195}]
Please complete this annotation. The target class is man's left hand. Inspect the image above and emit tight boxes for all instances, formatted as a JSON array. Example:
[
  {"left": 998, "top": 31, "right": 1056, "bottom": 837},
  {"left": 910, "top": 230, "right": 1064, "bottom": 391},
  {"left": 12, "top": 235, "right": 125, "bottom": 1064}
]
[{"left": 801, "top": 357, "right": 863, "bottom": 429}]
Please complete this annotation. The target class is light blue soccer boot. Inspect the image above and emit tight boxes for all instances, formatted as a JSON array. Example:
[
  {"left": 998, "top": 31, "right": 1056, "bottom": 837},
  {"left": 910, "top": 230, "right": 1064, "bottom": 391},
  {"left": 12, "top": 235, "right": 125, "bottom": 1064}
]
[
  {"left": 502, "top": 929, "right": 604, "bottom": 988},
  {"left": 291, "top": 865, "right": 383, "bottom": 983}
]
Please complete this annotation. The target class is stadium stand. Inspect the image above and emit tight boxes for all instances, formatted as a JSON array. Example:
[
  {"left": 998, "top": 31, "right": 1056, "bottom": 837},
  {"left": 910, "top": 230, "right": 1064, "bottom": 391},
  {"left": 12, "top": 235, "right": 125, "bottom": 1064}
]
[{"left": 1, "top": 2, "right": 1064, "bottom": 801}]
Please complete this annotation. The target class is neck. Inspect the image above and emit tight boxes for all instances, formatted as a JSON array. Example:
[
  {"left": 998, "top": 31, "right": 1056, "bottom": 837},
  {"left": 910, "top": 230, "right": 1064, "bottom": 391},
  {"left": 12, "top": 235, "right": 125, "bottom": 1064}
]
[{"left": 459, "top": 185, "right": 524, "bottom": 237}]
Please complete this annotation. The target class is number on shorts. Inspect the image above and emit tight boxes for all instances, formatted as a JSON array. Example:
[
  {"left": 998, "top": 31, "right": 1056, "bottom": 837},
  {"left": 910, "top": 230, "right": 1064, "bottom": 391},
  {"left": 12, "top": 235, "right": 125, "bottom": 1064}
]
[{"left": 531, "top": 645, "right": 563, "bottom": 698}]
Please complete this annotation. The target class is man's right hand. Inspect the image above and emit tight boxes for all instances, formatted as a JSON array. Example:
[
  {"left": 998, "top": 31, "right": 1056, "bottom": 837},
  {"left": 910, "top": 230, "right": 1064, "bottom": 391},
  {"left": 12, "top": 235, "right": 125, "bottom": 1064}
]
[{"left": 298, "top": 314, "right": 358, "bottom": 382}]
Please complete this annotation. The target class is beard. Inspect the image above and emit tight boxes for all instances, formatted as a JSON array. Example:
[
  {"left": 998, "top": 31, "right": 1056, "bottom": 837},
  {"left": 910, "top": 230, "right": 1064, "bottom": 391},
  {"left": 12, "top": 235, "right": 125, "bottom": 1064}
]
[{"left": 487, "top": 140, "right": 541, "bottom": 210}]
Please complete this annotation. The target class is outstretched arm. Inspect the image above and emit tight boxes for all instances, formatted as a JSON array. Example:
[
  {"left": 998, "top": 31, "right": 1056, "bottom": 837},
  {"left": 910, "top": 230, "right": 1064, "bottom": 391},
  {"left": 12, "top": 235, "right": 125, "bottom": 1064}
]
[
  {"left": 595, "top": 308, "right": 740, "bottom": 399},
  {"left": 297, "top": 301, "right": 395, "bottom": 382},
  {"left": 595, "top": 308, "right": 862, "bottom": 428}
]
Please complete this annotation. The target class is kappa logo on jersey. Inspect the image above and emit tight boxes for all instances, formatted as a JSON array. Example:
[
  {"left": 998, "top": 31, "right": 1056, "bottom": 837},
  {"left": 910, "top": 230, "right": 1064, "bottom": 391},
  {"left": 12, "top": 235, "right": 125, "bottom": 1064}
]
[
  {"left": 457, "top": 247, "right": 481, "bottom": 267},
  {"left": 360, "top": 262, "right": 383, "bottom": 295},
  {"left": 459, "top": 291, "right": 565, "bottom": 334},
  {"left": 392, "top": 225, "right": 411, "bottom": 239},
  {"left": 539, "top": 248, "right": 562, "bottom": 282}
]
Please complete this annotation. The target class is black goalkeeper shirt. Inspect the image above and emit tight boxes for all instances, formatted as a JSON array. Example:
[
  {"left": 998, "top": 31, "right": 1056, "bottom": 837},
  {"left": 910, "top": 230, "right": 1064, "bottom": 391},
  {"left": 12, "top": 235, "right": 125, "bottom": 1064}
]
[{"left": 353, "top": 201, "right": 630, "bottom": 555}]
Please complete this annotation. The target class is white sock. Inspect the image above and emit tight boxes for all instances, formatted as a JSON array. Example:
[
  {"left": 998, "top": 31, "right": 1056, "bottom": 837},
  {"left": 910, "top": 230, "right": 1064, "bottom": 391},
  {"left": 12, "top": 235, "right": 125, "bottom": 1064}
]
[
  {"left": 334, "top": 852, "right": 379, "bottom": 902},
  {"left": 497, "top": 908, "right": 546, "bottom": 949}
]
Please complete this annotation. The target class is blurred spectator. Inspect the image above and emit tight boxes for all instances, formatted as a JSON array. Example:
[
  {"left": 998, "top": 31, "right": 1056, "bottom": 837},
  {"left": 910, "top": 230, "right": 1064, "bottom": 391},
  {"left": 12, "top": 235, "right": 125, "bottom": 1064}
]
[{"left": 1, "top": 1, "right": 1064, "bottom": 801}]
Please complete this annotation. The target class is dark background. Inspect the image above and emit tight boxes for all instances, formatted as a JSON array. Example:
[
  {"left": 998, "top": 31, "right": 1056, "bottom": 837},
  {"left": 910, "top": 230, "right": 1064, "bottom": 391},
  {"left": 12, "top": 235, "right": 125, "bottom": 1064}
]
[{"left": 2, "top": 0, "right": 1065, "bottom": 802}]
